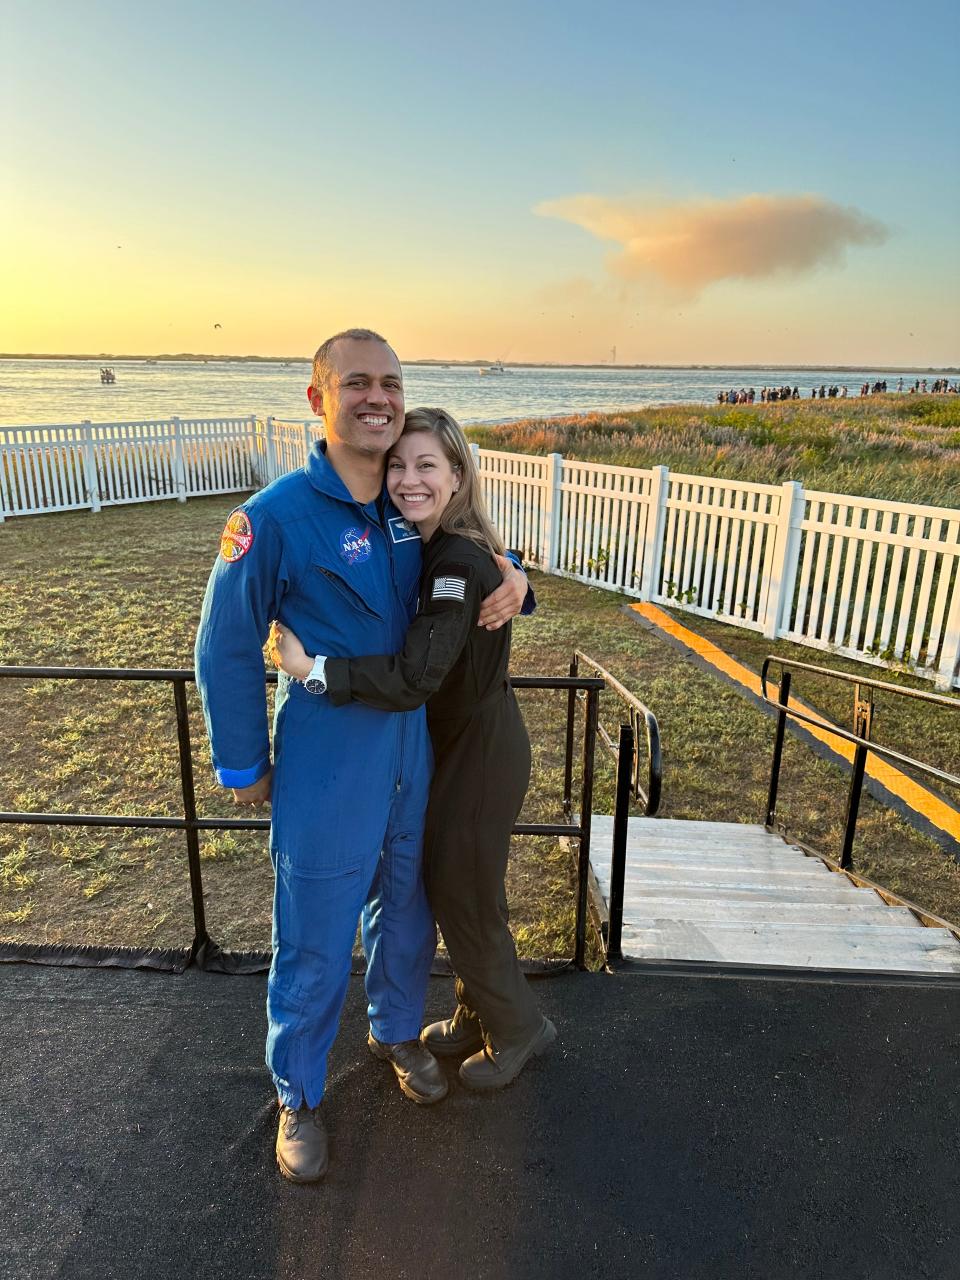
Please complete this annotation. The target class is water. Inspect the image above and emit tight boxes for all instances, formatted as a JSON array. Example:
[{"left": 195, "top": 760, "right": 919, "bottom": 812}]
[{"left": 0, "top": 358, "right": 952, "bottom": 429}]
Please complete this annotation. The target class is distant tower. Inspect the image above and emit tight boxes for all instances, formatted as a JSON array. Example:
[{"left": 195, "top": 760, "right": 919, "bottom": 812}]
[{"left": 611, "top": 345, "right": 617, "bottom": 365}]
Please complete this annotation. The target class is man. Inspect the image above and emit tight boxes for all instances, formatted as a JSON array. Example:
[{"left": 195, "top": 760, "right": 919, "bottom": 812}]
[{"left": 195, "top": 329, "right": 528, "bottom": 1183}]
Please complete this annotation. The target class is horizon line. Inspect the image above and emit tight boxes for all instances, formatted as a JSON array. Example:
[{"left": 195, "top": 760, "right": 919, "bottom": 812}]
[{"left": 1, "top": 353, "right": 957, "bottom": 374}]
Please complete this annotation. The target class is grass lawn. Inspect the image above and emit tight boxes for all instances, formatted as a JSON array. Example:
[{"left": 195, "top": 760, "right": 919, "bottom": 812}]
[
  {"left": 1, "top": 486, "right": 959, "bottom": 962},
  {"left": 469, "top": 394, "right": 960, "bottom": 508}
]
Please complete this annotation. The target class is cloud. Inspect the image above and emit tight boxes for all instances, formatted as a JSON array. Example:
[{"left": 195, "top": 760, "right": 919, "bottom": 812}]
[{"left": 534, "top": 193, "right": 888, "bottom": 298}]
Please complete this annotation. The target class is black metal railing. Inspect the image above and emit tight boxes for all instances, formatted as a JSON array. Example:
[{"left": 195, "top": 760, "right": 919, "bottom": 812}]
[
  {"left": 761, "top": 656, "right": 960, "bottom": 870},
  {"left": 0, "top": 665, "right": 605, "bottom": 971},
  {"left": 564, "top": 651, "right": 662, "bottom": 963}
]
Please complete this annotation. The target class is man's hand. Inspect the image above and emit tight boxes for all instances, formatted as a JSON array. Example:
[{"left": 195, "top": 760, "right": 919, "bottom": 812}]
[
  {"left": 477, "top": 554, "right": 527, "bottom": 631},
  {"left": 232, "top": 768, "right": 272, "bottom": 807}
]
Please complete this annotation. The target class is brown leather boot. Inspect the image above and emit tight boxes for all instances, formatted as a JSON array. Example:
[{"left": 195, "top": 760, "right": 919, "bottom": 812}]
[
  {"left": 459, "top": 1017, "right": 557, "bottom": 1091},
  {"left": 420, "top": 1005, "right": 485, "bottom": 1058},
  {"left": 367, "top": 1033, "right": 449, "bottom": 1104},
  {"left": 276, "top": 1103, "right": 329, "bottom": 1182}
]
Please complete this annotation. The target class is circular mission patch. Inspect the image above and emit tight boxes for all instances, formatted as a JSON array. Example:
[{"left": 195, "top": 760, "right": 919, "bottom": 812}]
[{"left": 219, "top": 509, "right": 254, "bottom": 563}]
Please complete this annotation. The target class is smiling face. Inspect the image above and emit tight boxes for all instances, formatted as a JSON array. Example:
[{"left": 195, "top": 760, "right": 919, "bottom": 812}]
[
  {"left": 386, "top": 430, "right": 461, "bottom": 541},
  {"left": 307, "top": 337, "right": 405, "bottom": 458}
]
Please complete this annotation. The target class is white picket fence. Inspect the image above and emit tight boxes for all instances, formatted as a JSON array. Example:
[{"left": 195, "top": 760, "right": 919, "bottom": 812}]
[
  {"left": 0, "top": 417, "right": 263, "bottom": 516},
  {"left": 477, "top": 450, "right": 960, "bottom": 691},
  {"left": 2, "top": 416, "right": 958, "bottom": 690}
]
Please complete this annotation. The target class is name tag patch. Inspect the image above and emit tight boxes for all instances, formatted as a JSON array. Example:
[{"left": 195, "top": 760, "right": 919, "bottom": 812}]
[
  {"left": 389, "top": 516, "right": 422, "bottom": 544},
  {"left": 431, "top": 574, "right": 468, "bottom": 603}
]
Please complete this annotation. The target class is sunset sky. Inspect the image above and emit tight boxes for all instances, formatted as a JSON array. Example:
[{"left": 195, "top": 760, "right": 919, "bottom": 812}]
[{"left": 2, "top": 0, "right": 957, "bottom": 366}]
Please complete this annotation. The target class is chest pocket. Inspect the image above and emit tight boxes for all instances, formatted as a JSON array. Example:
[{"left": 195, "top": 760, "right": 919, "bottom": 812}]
[{"left": 311, "top": 560, "right": 384, "bottom": 620}]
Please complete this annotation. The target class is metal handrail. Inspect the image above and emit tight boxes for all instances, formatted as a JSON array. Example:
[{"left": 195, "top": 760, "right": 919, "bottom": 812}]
[
  {"left": 760, "top": 658, "right": 960, "bottom": 790},
  {"left": 566, "top": 651, "right": 663, "bottom": 963},
  {"left": 760, "top": 655, "right": 960, "bottom": 870},
  {"left": 573, "top": 651, "right": 662, "bottom": 815},
  {"left": 0, "top": 665, "right": 605, "bottom": 971}
]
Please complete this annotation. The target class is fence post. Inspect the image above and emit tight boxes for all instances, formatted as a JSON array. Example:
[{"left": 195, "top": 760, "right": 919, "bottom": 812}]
[
  {"left": 935, "top": 572, "right": 960, "bottom": 691},
  {"left": 80, "top": 421, "right": 101, "bottom": 513},
  {"left": 639, "top": 465, "right": 668, "bottom": 600},
  {"left": 606, "top": 721, "right": 635, "bottom": 963},
  {"left": 542, "top": 452, "right": 563, "bottom": 571},
  {"left": 574, "top": 686, "right": 600, "bottom": 970},
  {"left": 763, "top": 480, "right": 804, "bottom": 639},
  {"left": 302, "top": 422, "right": 314, "bottom": 466},
  {"left": 170, "top": 417, "right": 187, "bottom": 502},
  {"left": 262, "top": 416, "right": 277, "bottom": 483},
  {"left": 765, "top": 670, "right": 792, "bottom": 826}
]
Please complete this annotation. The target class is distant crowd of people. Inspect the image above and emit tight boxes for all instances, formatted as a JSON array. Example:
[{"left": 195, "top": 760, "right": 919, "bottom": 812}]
[
  {"left": 717, "top": 385, "right": 800, "bottom": 404},
  {"left": 916, "top": 377, "right": 957, "bottom": 394},
  {"left": 716, "top": 376, "right": 958, "bottom": 405}
]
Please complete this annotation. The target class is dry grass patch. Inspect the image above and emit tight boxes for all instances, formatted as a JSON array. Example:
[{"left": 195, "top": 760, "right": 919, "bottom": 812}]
[
  {"left": 1, "top": 491, "right": 958, "bottom": 962},
  {"left": 469, "top": 395, "right": 960, "bottom": 508}
]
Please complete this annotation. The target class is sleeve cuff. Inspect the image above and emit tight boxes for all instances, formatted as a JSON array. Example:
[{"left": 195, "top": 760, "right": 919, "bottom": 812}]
[
  {"left": 505, "top": 550, "right": 537, "bottom": 616},
  {"left": 215, "top": 756, "right": 271, "bottom": 789},
  {"left": 325, "top": 657, "right": 352, "bottom": 707}
]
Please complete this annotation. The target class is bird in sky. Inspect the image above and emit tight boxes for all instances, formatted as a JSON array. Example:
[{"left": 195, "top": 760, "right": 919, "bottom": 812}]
[{"left": 214, "top": 323, "right": 222, "bottom": 329}]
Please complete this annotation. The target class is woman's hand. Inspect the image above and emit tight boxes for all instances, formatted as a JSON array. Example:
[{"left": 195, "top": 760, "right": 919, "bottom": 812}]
[{"left": 267, "top": 621, "right": 313, "bottom": 679}]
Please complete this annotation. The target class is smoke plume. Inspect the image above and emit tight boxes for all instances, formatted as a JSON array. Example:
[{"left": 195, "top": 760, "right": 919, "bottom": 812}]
[{"left": 535, "top": 193, "right": 888, "bottom": 297}]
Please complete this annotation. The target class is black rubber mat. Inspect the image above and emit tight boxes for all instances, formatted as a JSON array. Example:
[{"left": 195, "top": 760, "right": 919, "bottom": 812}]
[{"left": 3, "top": 963, "right": 958, "bottom": 1280}]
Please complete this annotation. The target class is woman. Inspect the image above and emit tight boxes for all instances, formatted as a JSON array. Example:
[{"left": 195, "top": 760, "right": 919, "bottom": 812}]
[{"left": 271, "top": 407, "right": 556, "bottom": 1090}]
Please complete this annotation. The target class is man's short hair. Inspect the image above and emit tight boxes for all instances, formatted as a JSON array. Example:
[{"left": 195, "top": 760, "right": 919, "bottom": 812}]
[{"left": 311, "top": 328, "right": 395, "bottom": 392}]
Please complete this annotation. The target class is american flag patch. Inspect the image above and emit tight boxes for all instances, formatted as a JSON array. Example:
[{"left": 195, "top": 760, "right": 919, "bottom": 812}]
[{"left": 431, "top": 573, "right": 468, "bottom": 603}]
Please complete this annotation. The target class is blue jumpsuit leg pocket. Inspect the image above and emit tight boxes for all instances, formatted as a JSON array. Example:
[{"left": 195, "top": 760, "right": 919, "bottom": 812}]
[{"left": 266, "top": 854, "right": 371, "bottom": 1109}]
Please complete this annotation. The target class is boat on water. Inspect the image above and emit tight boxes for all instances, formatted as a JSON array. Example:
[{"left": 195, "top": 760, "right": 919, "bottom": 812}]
[
  {"left": 100, "top": 367, "right": 116, "bottom": 384},
  {"left": 479, "top": 361, "right": 507, "bottom": 376}
]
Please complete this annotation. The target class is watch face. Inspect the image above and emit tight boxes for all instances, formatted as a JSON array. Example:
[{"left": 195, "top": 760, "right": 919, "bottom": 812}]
[{"left": 303, "top": 677, "right": 326, "bottom": 695}]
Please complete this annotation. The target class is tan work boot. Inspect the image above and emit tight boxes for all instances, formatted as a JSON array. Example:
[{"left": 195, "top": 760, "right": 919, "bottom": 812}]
[
  {"left": 459, "top": 1017, "right": 557, "bottom": 1091},
  {"left": 367, "top": 1033, "right": 449, "bottom": 1104},
  {"left": 276, "top": 1103, "right": 329, "bottom": 1183},
  {"left": 421, "top": 1005, "right": 485, "bottom": 1059}
]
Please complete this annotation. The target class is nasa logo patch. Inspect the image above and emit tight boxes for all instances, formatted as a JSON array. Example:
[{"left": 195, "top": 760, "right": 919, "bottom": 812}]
[
  {"left": 219, "top": 509, "right": 254, "bottom": 563},
  {"left": 339, "top": 526, "right": 373, "bottom": 565}
]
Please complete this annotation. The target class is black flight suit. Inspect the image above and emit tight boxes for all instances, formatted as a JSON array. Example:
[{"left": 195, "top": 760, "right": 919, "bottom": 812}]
[{"left": 324, "top": 529, "right": 542, "bottom": 1044}]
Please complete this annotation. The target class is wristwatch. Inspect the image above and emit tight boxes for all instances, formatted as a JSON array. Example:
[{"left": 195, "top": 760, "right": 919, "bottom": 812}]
[{"left": 302, "top": 655, "right": 328, "bottom": 695}]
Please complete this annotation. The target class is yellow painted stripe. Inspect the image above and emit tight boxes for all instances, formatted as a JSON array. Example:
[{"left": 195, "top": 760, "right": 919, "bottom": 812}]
[{"left": 632, "top": 602, "right": 960, "bottom": 842}]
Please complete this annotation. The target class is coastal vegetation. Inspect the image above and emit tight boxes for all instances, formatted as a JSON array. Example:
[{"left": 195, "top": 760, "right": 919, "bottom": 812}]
[
  {"left": 468, "top": 395, "right": 960, "bottom": 509},
  {"left": 1, "top": 494, "right": 957, "bottom": 959}
]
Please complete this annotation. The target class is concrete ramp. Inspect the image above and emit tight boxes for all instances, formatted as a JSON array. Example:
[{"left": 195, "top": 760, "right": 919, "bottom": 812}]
[{"left": 591, "top": 817, "right": 960, "bottom": 974}]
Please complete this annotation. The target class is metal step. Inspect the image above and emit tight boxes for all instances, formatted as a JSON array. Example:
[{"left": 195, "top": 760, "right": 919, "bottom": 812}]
[
  {"left": 620, "top": 920, "right": 960, "bottom": 973},
  {"left": 598, "top": 881, "right": 870, "bottom": 904},
  {"left": 606, "top": 897, "right": 919, "bottom": 926},
  {"left": 589, "top": 816, "right": 960, "bottom": 974}
]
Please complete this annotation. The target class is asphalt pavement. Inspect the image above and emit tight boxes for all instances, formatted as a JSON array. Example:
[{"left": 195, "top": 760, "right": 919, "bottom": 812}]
[{"left": 2, "top": 961, "right": 958, "bottom": 1280}]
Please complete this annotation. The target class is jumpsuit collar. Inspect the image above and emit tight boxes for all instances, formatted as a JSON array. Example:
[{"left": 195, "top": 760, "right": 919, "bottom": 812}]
[{"left": 304, "top": 441, "right": 396, "bottom": 518}]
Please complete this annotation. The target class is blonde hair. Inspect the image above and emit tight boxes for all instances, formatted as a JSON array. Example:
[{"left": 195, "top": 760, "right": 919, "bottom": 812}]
[{"left": 399, "top": 408, "right": 504, "bottom": 556}]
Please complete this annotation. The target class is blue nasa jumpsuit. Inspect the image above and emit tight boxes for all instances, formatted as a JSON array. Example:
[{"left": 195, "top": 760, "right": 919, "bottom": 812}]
[{"left": 195, "top": 442, "right": 436, "bottom": 1110}]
